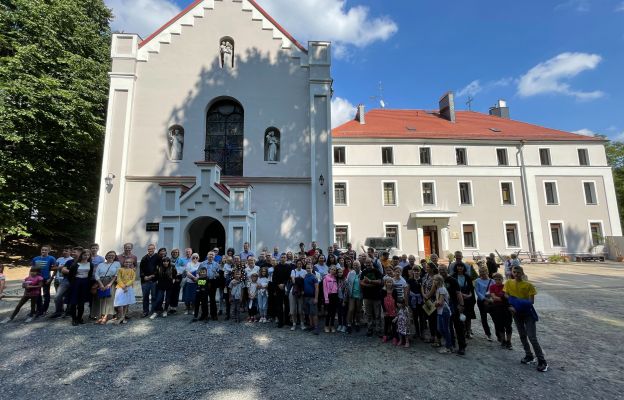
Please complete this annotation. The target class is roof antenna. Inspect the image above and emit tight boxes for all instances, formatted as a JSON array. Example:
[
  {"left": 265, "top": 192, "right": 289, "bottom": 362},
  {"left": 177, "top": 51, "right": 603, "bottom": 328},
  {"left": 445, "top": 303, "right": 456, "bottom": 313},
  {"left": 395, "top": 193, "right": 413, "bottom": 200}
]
[
  {"left": 369, "top": 81, "right": 386, "bottom": 108},
  {"left": 466, "top": 96, "right": 474, "bottom": 111}
]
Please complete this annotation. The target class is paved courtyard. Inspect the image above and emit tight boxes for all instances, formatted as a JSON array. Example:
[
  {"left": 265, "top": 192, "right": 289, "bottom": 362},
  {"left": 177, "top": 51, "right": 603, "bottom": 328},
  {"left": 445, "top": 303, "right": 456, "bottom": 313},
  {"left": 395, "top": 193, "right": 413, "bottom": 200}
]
[{"left": 0, "top": 262, "right": 622, "bottom": 399}]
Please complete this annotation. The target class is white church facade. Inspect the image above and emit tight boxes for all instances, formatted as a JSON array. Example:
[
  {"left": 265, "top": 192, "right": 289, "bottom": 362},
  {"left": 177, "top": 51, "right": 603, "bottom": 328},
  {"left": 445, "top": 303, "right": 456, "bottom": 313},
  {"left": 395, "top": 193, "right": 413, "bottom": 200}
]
[{"left": 95, "top": 0, "right": 333, "bottom": 257}]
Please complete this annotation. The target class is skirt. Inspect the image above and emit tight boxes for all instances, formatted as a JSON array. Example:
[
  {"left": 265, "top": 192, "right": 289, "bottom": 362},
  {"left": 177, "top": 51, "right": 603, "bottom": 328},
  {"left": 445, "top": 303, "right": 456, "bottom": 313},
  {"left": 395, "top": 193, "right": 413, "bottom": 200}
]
[
  {"left": 114, "top": 287, "right": 136, "bottom": 307},
  {"left": 69, "top": 278, "right": 91, "bottom": 305},
  {"left": 182, "top": 281, "right": 197, "bottom": 303},
  {"left": 91, "top": 287, "right": 117, "bottom": 317}
]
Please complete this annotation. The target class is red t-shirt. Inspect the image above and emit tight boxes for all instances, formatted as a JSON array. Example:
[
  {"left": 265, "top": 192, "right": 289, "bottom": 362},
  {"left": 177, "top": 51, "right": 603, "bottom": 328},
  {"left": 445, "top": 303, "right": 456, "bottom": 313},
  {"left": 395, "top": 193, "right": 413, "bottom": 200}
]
[
  {"left": 489, "top": 283, "right": 505, "bottom": 303},
  {"left": 383, "top": 292, "right": 397, "bottom": 317},
  {"left": 24, "top": 275, "right": 43, "bottom": 297}
]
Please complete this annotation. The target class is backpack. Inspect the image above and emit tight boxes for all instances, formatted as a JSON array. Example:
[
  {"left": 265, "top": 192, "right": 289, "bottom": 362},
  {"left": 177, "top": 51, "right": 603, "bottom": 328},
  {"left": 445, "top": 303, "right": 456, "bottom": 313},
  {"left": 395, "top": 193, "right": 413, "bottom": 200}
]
[{"left": 292, "top": 277, "right": 304, "bottom": 297}]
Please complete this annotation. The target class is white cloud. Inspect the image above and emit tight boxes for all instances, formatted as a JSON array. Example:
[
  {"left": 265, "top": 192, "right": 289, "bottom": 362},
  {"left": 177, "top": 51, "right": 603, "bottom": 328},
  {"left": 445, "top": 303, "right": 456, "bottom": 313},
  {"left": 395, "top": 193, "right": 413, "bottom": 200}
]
[
  {"left": 457, "top": 80, "right": 482, "bottom": 98},
  {"left": 261, "top": 0, "right": 398, "bottom": 58},
  {"left": 105, "top": 0, "right": 180, "bottom": 38},
  {"left": 331, "top": 97, "right": 355, "bottom": 128},
  {"left": 517, "top": 52, "right": 604, "bottom": 100},
  {"left": 555, "top": 0, "right": 590, "bottom": 12},
  {"left": 615, "top": 2, "right": 624, "bottom": 12},
  {"left": 573, "top": 128, "right": 596, "bottom": 136}
]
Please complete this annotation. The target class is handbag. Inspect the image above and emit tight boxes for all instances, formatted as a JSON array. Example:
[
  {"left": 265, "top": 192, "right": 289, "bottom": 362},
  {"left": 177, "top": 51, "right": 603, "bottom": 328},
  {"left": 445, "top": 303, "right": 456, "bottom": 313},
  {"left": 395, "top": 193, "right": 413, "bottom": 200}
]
[
  {"left": 93, "top": 264, "right": 114, "bottom": 297},
  {"left": 97, "top": 287, "right": 111, "bottom": 298},
  {"left": 422, "top": 299, "right": 436, "bottom": 315}
]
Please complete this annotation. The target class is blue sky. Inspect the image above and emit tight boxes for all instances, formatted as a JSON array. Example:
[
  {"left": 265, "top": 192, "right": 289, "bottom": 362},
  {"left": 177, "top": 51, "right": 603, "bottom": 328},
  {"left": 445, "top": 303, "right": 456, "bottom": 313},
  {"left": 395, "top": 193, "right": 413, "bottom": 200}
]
[{"left": 105, "top": 0, "right": 624, "bottom": 140}]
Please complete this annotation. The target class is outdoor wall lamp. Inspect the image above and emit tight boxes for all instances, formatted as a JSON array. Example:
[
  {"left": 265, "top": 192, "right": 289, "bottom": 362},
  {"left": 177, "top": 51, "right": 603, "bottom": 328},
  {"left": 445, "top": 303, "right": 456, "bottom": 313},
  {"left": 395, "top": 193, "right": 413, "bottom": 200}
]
[{"left": 319, "top": 174, "right": 325, "bottom": 186}]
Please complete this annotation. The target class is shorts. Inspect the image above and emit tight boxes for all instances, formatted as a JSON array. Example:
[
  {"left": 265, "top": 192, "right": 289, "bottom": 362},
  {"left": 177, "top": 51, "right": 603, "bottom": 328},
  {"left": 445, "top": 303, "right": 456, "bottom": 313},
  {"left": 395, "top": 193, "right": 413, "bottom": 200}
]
[{"left": 304, "top": 297, "right": 318, "bottom": 316}]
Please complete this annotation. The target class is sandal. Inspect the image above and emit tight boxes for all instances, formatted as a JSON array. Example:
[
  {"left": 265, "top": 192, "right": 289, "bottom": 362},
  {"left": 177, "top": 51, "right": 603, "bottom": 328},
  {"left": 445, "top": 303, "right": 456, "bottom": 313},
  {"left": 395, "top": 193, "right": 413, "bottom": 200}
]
[{"left": 431, "top": 342, "right": 442, "bottom": 348}]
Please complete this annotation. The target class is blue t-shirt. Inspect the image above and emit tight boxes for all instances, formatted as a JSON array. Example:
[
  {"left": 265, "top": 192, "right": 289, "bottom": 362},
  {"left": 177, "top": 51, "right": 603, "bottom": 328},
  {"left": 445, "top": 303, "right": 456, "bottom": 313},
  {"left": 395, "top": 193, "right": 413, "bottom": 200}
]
[
  {"left": 32, "top": 255, "right": 56, "bottom": 279},
  {"left": 176, "top": 257, "right": 189, "bottom": 275},
  {"left": 303, "top": 273, "right": 317, "bottom": 297},
  {"left": 91, "top": 255, "right": 105, "bottom": 267}
]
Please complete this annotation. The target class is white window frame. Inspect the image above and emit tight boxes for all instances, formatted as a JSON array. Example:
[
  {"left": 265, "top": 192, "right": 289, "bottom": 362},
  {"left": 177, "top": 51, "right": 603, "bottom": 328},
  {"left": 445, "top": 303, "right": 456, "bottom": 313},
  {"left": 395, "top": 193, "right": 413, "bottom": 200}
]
[
  {"left": 333, "top": 145, "right": 346, "bottom": 164},
  {"left": 457, "top": 180, "right": 473, "bottom": 206},
  {"left": 381, "top": 145, "right": 394, "bottom": 165},
  {"left": 333, "top": 180, "right": 349, "bottom": 206},
  {"left": 496, "top": 148, "right": 509, "bottom": 166},
  {"left": 577, "top": 147, "right": 590, "bottom": 166},
  {"left": 499, "top": 180, "right": 516, "bottom": 206},
  {"left": 543, "top": 180, "right": 559, "bottom": 206},
  {"left": 548, "top": 220, "right": 566, "bottom": 248},
  {"left": 587, "top": 220, "right": 604, "bottom": 246},
  {"left": 582, "top": 180, "right": 598, "bottom": 205},
  {"left": 381, "top": 180, "right": 398, "bottom": 207},
  {"left": 461, "top": 221, "right": 479, "bottom": 250},
  {"left": 539, "top": 147, "right": 552, "bottom": 166},
  {"left": 502, "top": 221, "right": 522, "bottom": 249},
  {"left": 420, "top": 180, "right": 437, "bottom": 206},
  {"left": 454, "top": 146, "right": 468, "bottom": 166},
  {"left": 383, "top": 222, "right": 402, "bottom": 250},
  {"left": 419, "top": 146, "right": 432, "bottom": 165},
  {"left": 334, "top": 223, "right": 351, "bottom": 249}
]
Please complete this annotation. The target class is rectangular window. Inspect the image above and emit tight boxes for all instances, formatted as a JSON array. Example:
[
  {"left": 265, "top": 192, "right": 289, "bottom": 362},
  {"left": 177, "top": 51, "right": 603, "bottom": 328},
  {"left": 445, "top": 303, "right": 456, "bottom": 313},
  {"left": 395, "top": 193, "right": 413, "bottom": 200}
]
[
  {"left": 419, "top": 147, "right": 431, "bottom": 165},
  {"left": 382, "top": 147, "right": 394, "bottom": 165},
  {"left": 501, "top": 182, "right": 514, "bottom": 205},
  {"left": 497, "top": 148, "right": 508, "bottom": 166},
  {"left": 539, "top": 148, "right": 551, "bottom": 166},
  {"left": 462, "top": 224, "right": 477, "bottom": 249},
  {"left": 333, "top": 146, "right": 345, "bottom": 164},
  {"left": 590, "top": 222, "right": 603, "bottom": 246},
  {"left": 234, "top": 191, "right": 245, "bottom": 211},
  {"left": 578, "top": 148, "right": 589, "bottom": 166},
  {"left": 385, "top": 225, "right": 399, "bottom": 248},
  {"left": 584, "top": 181, "right": 597, "bottom": 205},
  {"left": 233, "top": 227, "right": 244, "bottom": 252},
  {"left": 544, "top": 182, "right": 558, "bottom": 205},
  {"left": 455, "top": 148, "right": 467, "bottom": 165},
  {"left": 422, "top": 182, "right": 435, "bottom": 205},
  {"left": 334, "top": 182, "right": 347, "bottom": 205},
  {"left": 165, "top": 191, "right": 176, "bottom": 211},
  {"left": 459, "top": 182, "right": 472, "bottom": 205},
  {"left": 383, "top": 182, "right": 396, "bottom": 206},
  {"left": 505, "top": 223, "right": 520, "bottom": 248},
  {"left": 335, "top": 225, "right": 348, "bottom": 249},
  {"left": 550, "top": 223, "right": 565, "bottom": 247}
]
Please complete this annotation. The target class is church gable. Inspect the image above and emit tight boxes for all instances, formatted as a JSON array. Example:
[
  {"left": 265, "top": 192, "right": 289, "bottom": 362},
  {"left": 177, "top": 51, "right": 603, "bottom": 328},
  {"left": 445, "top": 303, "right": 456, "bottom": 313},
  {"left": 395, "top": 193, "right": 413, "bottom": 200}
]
[{"left": 136, "top": 0, "right": 307, "bottom": 63}]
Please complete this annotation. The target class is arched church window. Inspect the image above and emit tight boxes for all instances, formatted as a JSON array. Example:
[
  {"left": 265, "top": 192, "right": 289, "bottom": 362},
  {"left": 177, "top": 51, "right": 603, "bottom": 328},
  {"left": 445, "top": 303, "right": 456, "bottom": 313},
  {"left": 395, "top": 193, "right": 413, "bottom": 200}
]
[
  {"left": 219, "top": 37, "right": 234, "bottom": 69},
  {"left": 264, "top": 127, "right": 280, "bottom": 162},
  {"left": 205, "top": 99, "right": 243, "bottom": 176}
]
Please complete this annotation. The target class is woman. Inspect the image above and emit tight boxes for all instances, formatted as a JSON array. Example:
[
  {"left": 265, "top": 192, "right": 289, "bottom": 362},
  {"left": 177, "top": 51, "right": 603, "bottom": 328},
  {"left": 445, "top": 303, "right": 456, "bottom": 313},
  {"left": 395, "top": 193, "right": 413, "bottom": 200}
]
[
  {"left": 63, "top": 249, "right": 95, "bottom": 326},
  {"left": 93, "top": 251, "right": 120, "bottom": 324},
  {"left": 421, "top": 262, "right": 441, "bottom": 346},
  {"left": 474, "top": 264, "right": 495, "bottom": 340},
  {"left": 432, "top": 274, "right": 453, "bottom": 354},
  {"left": 453, "top": 263, "right": 476, "bottom": 338},
  {"left": 342, "top": 257, "right": 352, "bottom": 279},
  {"left": 150, "top": 256, "right": 176, "bottom": 319},
  {"left": 327, "top": 254, "right": 337, "bottom": 269},
  {"left": 169, "top": 249, "right": 182, "bottom": 313},
  {"left": 323, "top": 265, "right": 339, "bottom": 333},
  {"left": 289, "top": 259, "right": 306, "bottom": 331},
  {"left": 182, "top": 253, "right": 201, "bottom": 314}
]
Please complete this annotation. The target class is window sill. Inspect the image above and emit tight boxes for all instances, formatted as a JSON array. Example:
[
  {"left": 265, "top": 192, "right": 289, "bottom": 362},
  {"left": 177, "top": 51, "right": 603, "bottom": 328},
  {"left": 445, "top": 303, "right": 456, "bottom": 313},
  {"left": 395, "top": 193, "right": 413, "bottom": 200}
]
[{"left": 267, "top": 161, "right": 279, "bottom": 165}]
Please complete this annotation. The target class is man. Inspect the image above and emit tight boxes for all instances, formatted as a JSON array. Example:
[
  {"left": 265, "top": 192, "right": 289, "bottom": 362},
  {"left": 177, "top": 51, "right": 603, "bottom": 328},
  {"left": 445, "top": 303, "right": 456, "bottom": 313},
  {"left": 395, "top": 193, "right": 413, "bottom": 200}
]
[
  {"left": 449, "top": 251, "right": 473, "bottom": 277},
  {"left": 380, "top": 252, "right": 392, "bottom": 270},
  {"left": 365, "top": 247, "right": 383, "bottom": 274},
  {"left": 201, "top": 251, "right": 221, "bottom": 321},
  {"left": 49, "top": 246, "right": 74, "bottom": 318},
  {"left": 438, "top": 265, "right": 467, "bottom": 355},
  {"left": 272, "top": 254, "right": 292, "bottom": 327},
  {"left": 118, "top": 243, "right": 138, "bottom": 269},
  {"left": 505, "top": 265, "right": 548, "bottom": 372},
  {"left": 139, "top": 244, "right": 159, "bottom": 317},
  {"left": 486, "top": 253, "right": 499, "bottom": 278},
  {"left": 401, "top": 255, "right": 417, "bottom": 280},
  {"left": 255, "top": 252, "right": 267, "bottom": 268},
  {"left": 273, "top": 247, "right": 280, "bottom": 259},
  {"left": 398, "top": 254, "right": 409, "bottom": 269},
  {"left": 332, "top": 243, "right": 341, "bottom": 257},
  {"left": 306, "top": 241, "right": 318, "bottom": 256},
  {"left": 90, "top": 244, "right": 105, "bottom": 267},
  {"left": 32, "top": 245, "right": 56, "bottom": 316},
  {"left": 240, "top": 242, "right": 255, "bottom": 261},
  {"left": 297, "top": 242, "right": 306, "bottom": 258},
  {"left": 212, "top": 248, "right": 222, "bottom": 263},
  {"left": 343, "top": 243, "right": 357, "bottom": 261},
  {"left": 360, "top": 258, "right": 383, "bottom": 337}
]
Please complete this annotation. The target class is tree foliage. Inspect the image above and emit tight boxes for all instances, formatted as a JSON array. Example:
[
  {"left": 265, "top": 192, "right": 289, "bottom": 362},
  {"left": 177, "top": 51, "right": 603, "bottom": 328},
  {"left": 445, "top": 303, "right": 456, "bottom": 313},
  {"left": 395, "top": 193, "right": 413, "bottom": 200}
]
[
  {"left": 0, "top": 0, "right": 111, "bottom": 243},
  {"left": 603, "top": 135, "right": 624, "bottom": 231}
]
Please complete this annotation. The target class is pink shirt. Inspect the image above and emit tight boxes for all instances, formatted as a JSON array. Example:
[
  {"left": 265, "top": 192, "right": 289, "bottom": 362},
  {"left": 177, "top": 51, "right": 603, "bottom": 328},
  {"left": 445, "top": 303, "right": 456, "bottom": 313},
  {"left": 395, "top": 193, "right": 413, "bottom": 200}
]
[
  {"left": 24, "top": 275, "right": 43, "bottom": 297},
  {"left": 323, "top": 274, "right": 338, "bottom": 304}
]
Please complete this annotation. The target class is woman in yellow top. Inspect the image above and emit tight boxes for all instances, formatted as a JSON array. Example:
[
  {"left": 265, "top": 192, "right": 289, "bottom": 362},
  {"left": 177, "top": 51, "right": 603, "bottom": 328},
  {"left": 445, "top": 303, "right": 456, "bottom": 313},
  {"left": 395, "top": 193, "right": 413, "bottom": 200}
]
[
  {"left": 504, "top": 265, "right": 548, "bottom": 372},
  {"left": 114, "top": 258, "right": 136, "bottom": 324}
]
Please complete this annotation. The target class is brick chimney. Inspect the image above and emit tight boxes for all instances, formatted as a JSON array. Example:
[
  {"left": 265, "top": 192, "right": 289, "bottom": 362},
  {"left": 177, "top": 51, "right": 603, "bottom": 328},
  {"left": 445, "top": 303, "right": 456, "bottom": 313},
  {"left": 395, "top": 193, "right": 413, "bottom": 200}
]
[
  {"left": 439, "top": 92, "right": 456, "bottom": 123},
  {"left": 489, "top": 99, "right": 510, "bottom": 119},
  {"left": 355, "top": 104, "right": 366, "bottom": 124}
]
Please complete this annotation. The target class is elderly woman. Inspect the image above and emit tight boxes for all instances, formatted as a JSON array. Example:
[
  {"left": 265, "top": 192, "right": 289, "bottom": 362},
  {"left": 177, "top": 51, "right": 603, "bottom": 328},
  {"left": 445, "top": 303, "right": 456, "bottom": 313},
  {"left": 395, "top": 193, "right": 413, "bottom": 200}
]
[
  {"left": 452, "top": 262, "right": 476, "bottom": 338},
  {"left": 92, "top": 251, "right": 120, "bottom": 324},
  {"left": 182, "top": 253, "right": 201, "bottom": 315}
]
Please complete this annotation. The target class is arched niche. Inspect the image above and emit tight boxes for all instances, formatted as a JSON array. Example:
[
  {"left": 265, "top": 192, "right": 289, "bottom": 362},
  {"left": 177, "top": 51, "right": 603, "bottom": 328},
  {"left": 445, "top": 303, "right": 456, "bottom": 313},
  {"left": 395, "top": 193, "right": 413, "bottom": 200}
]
[
  {"left": 219, "top": 36, "right": 234, "bottom": 69},
  {"left": 264, "top": 127, "right": 280, "bottom": 162}
]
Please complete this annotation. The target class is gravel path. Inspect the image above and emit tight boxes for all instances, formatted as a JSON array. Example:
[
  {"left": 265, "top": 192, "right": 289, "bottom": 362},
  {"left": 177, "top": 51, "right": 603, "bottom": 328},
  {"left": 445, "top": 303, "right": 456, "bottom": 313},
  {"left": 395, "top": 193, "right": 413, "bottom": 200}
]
[{"left": 0, "top": 263, "right": 622, "bottom": 399}]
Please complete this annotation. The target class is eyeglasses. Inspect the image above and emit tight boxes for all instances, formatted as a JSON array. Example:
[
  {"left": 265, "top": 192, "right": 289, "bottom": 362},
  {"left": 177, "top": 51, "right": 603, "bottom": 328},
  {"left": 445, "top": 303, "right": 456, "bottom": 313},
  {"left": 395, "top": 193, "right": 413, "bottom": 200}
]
[{"left": 192, "top": 256, "right": 199, "bottom": 259}]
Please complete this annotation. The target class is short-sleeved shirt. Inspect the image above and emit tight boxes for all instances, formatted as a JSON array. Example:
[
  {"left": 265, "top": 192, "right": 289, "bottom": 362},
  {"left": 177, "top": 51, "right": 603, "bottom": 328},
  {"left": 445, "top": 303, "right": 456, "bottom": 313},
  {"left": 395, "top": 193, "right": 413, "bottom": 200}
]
[
  {"left": 196, "top": 276, "right": 209, "bottom": 293},
  {"left": 291, "top": 269, "right": 307, "bottom": 280},
  {"left": 436, "top": 286, "right": 450, "bottom": 315},
  {"left": 229, "top": 280, "right": 243, "bottom": 300},
  {"left": 24, "top": 275, "right": 44, "bottom": 297},
  {"left": 32, "top": 255, "right": 56, "bottom": 280},
  {"left": 503, "top": 279, "right": 536, "bottom": 300},
  {"left": 175, "top": 257, "right": 189, "bottom": 275},
  {"left": 443, "top": 276, "right": 461, "bottom": 310},
  {"left": 392, "top": 277, "right": 408, "bottom": 303},
  {"left": 303, "top": 273, "right": 318, "bottom": 297},
  {"left": 91, "top": 255, "right": 105, "bottom": 267},
  {"left": 359, "top": 268, "right": 383, "bottom": 300},
  {"left": 54, "top": 257, "right": 73, "bottom": 282}
]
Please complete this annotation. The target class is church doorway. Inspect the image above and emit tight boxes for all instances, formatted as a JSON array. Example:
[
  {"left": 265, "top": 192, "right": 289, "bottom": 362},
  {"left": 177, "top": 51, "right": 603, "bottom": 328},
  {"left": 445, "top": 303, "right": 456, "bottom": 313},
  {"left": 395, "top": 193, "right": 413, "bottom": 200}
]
[{"left": 187, "top": 217, "right": 226, "bottom": 259}]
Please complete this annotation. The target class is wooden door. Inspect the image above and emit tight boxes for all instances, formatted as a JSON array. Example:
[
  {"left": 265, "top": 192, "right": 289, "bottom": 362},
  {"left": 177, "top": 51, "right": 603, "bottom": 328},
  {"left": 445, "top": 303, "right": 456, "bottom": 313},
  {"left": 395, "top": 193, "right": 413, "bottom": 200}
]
[{"left": 424, "top": 234, "right": 432, "bottom": 257}]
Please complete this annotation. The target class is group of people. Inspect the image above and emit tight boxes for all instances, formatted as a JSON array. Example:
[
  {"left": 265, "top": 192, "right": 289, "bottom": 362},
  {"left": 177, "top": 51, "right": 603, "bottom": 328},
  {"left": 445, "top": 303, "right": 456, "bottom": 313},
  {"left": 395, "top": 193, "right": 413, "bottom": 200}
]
[{"left": 0, "top": 241, "right": 548, "bottom": 372}]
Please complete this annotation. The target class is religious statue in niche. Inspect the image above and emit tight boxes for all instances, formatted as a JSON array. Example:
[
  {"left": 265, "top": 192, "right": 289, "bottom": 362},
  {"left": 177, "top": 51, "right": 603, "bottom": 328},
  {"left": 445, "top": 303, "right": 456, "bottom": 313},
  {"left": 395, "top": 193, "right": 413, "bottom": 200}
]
[
  {"left": 220, "top": 39, "right": 234, "bottom": 69},
  {"left": 167, "top": 125, "right": 184, "bottom": 161},
  {"left": 264, "top": 128, "right": 280, "bottom": 162}
]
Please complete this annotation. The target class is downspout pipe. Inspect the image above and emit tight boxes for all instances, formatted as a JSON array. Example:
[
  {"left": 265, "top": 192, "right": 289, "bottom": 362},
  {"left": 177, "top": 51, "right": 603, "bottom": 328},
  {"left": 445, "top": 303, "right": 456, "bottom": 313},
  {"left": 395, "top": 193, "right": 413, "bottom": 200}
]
[{"left": 518, "top": 140, "right": 536, "bottom": 255}]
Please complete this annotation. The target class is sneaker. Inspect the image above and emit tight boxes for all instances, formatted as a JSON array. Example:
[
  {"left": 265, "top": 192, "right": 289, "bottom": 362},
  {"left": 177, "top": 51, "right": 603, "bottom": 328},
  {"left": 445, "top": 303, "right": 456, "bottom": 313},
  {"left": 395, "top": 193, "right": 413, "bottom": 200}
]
[
  {"left": 521, "top": 355, "right": 535, "bottom": 364},
  {"left": 324, "top": 326, "right": 330, "bottom": 333},
  {"left": 456, "top": 348, "right": 466, "bottom": 356},
  {"left": 149, "top": 313, "right": 158, "bottom": 320},
  {"left": 330, "top": 326, "right": 336, "bottom": 333},
  {"left": 162, "top": 311, "right": 168, "bottom": 318},
  {"left": 291, "top": 324, "right": 296, "bottom": 331},
  {"left": 438, "top": 347, "right": 452, "bottom": 354},
  {"left": 25, "top": 317, "right": 33, "bottom": 323},
  {"left": 49, "top": 313, "right": 62, "bottom": 319},
  {"left": 537, "top": 361, "right": 549, "bottom": 372},
  {"left": 184, "top": 310, "right": 190, "bottom": 315},
  {"left": 300, "top": 323, "right": 306, "bottom": 331}
]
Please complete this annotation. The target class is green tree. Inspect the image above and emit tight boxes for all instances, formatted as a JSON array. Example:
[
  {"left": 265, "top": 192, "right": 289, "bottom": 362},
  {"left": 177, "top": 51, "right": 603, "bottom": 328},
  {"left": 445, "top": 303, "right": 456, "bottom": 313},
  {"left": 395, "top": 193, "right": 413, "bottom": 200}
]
[
  {"left": 602, "top": 135, "right": 624, "bottom": 231},
  {"left": 0, "top": 0, "right": 111, "bottom": 243}
]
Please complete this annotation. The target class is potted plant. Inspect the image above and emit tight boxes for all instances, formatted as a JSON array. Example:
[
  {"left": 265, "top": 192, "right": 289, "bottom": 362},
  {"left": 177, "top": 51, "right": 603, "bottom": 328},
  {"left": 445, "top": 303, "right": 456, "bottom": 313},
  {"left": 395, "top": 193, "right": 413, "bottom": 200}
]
[{"left": 605, "top": 237, "right": 624, "bottom": 262}]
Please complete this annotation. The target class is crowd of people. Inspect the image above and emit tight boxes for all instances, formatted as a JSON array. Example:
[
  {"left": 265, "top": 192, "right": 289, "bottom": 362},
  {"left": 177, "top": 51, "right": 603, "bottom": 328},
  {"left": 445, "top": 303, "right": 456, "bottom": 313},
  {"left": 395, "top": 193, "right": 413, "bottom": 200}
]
[{"left": 0, "top": 241, "right": 548, "bottom": 372}]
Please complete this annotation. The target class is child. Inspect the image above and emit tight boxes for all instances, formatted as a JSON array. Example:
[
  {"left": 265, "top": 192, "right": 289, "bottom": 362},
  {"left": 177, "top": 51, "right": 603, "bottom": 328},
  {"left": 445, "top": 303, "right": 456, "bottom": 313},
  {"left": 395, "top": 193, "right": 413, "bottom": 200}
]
[
  {"left": 114, "top": 258, "right": 136, "bottom": 324},
  {"left": 433, "top": 274, "right": 453, "bottom": 354},
  {"left": 394, "top": 302, "right": 410, "bottom": 347},
  {"left": 487, "top": 273, "right": 513, "bottom": 349},
  {"left": 323, "top": 266, "right": 339, "bottom": 333},
  {"left": 336, "top": 267, "right": 348, "bottom": 333},
  {"left": 0, "top": 265, "right": 5, "bottom": 299},
  {"left": 257, "top": 267, "right": 269, "bottom": 323},
  {"left": 193, "top": 267, "right": 209, "bottom": 322},
  {"left": 1, "top": 268, "right": 43, "bottom": 323},
  {"left": 229, "top": 270, "right": 243, "bottom": 322},
  {"left": 247, "top": 273, "right": 259, "bottom": 322},
  {"left": 303, "top": 262, "right": 320, "bottom": 335},
  {"left": 381, "top": 279, "right": 398, "bottom": 343}
]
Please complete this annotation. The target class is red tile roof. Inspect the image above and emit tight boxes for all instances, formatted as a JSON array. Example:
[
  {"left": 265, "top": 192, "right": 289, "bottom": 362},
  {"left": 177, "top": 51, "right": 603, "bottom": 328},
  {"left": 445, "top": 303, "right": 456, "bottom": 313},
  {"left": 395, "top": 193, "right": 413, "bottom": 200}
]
[
  {"left": 332, "top": 109, "right": 603, "bottom": 142},
  {"left": 139, "top": 0, "right": 307, "bottom": 53}
]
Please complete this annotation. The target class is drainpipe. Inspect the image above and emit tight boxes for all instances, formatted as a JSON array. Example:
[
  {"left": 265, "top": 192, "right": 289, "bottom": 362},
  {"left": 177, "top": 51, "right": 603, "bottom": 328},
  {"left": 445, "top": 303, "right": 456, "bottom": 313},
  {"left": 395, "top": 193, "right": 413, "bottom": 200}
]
[{"left": 518, "top": 140, "right": 536, "bottom": 255}]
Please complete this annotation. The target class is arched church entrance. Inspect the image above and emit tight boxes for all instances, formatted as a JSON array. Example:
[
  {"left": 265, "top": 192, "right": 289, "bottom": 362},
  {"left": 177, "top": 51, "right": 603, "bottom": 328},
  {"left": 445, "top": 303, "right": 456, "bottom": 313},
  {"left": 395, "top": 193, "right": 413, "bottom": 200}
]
[{"left": 187, "top": 217, "right": 226, "bottom": 258}]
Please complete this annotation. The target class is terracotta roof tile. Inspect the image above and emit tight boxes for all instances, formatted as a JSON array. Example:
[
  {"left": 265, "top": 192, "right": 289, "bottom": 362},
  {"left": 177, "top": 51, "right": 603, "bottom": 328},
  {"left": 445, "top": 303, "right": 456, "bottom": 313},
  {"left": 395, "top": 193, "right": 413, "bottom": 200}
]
[{"left": 332, "top": 109, "right": 602, "bottom": 142}]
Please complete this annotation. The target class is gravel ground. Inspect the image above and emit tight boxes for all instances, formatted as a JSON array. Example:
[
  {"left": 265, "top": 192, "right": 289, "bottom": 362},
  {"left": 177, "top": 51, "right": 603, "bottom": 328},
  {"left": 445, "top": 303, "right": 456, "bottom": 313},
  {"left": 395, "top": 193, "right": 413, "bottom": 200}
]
[{"left": 0, "top": 262, "right": 622, "bottom": 400}]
